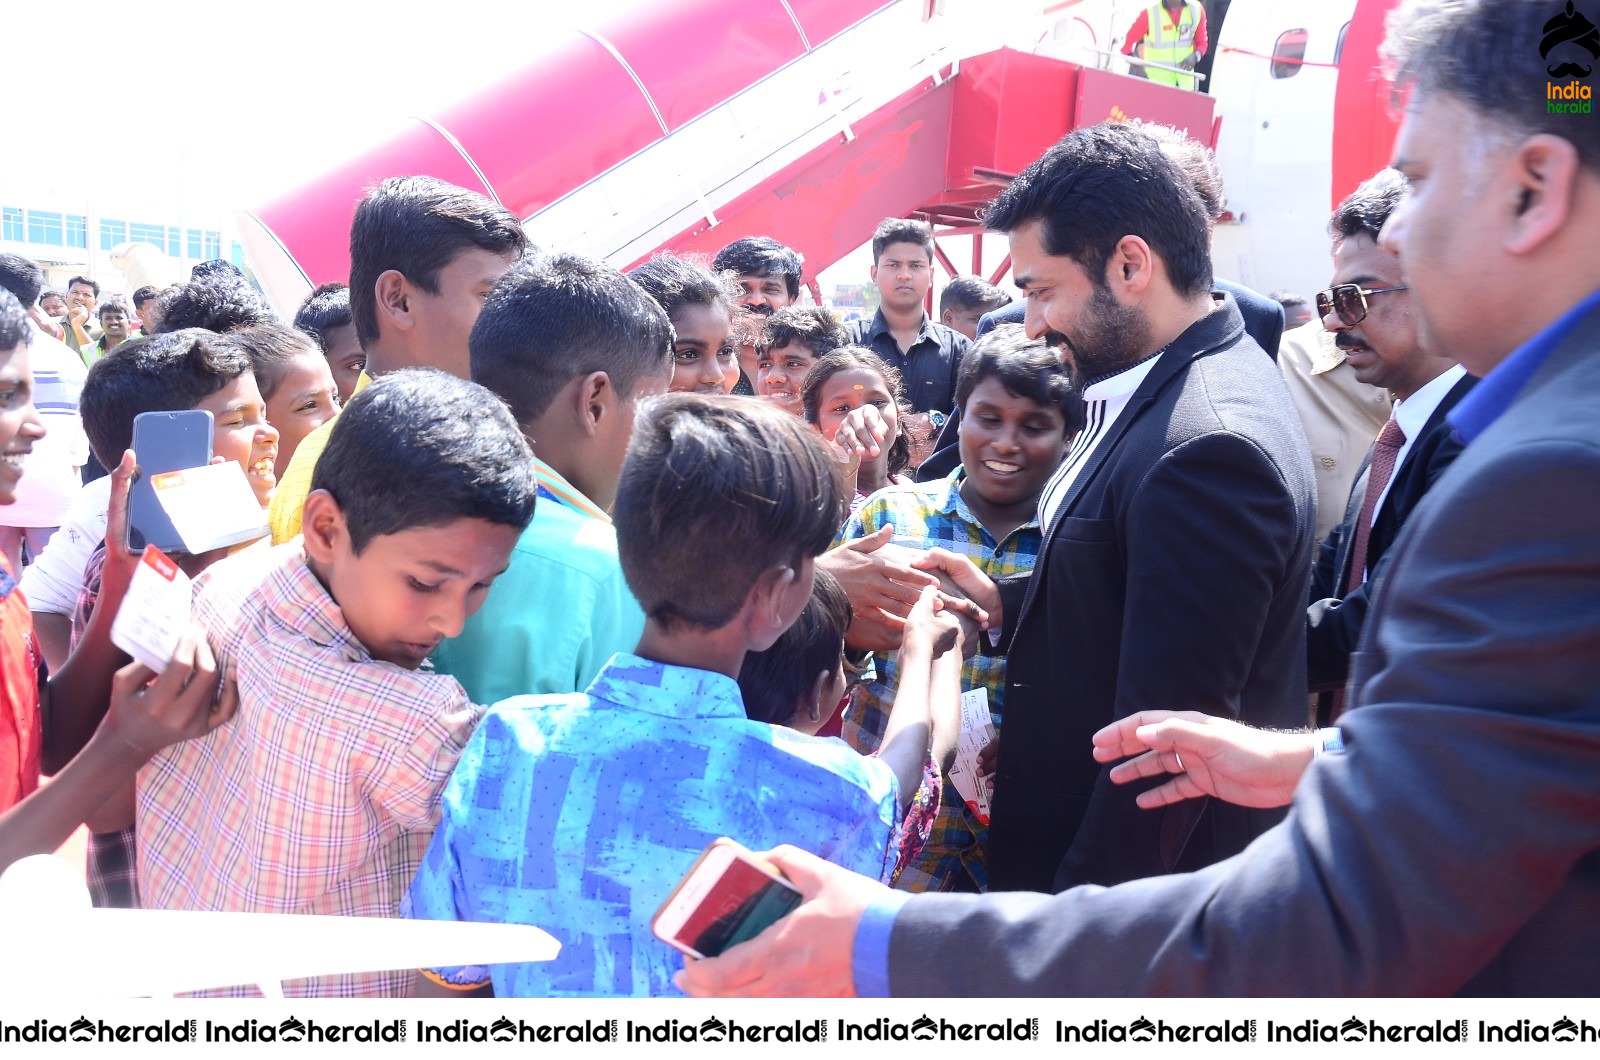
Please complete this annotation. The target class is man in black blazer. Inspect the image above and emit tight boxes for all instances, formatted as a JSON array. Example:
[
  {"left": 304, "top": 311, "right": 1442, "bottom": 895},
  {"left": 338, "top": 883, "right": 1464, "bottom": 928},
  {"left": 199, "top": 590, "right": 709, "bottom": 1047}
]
[
  {"left": 917, "top": 123, "right": 1316, "bottom": 894},
  {"left": 677, "top": 0, "right": 1600, "bottom": 999},
  {"left": 1304, "top": 169, "right": 1475, "bottom": 720},
  {"left": 917, "top": 126, "right": 1284, "bottom": 483}
]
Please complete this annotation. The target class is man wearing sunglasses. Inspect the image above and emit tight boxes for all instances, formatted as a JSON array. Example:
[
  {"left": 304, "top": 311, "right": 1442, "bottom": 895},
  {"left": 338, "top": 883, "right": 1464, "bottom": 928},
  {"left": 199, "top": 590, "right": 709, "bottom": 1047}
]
[{"left": 1305, "top": 169, "right": 1475, "bottom": 725}]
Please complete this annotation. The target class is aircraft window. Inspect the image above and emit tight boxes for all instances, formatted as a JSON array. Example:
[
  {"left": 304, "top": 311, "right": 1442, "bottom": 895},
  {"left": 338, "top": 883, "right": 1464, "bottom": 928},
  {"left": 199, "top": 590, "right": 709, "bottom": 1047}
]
[
  {"left": 1272, "top": 28, "right": 1309, "bottom": 79},
  {"left": 1335, "top": 21, "right": 1350, "bottom": 65}
]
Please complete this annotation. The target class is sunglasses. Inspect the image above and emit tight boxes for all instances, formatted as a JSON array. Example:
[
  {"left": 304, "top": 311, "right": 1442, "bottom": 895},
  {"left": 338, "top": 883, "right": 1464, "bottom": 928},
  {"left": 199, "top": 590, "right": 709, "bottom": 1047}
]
[{"left": 1315, "top": 283, "right": 1409, "bottom": 327}]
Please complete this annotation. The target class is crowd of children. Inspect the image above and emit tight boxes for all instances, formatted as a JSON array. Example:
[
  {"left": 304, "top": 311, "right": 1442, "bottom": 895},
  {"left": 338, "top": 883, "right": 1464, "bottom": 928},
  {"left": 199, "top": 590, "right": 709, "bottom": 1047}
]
[{"left": 0, "top": 169, "right": 1082, "bottom": 998}]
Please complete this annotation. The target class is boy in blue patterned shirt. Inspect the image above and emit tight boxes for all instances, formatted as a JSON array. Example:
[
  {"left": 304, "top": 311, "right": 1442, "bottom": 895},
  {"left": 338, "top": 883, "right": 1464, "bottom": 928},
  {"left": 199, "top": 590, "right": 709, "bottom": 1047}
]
[
  {"left": 405, "top": 395, "right": 961, "bottom": 997},
  {"left": 838, "top": 325, "right": 1084, "bottom": 892}
]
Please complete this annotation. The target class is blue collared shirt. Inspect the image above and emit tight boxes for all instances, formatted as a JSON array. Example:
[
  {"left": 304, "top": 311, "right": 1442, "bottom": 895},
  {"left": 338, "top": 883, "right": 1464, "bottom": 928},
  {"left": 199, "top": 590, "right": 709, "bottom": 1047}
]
[
  {"left": 405, "top": 653, "right": 901, "bottom": 997},
  {"left": 1450, "top": 287, "right": 1600, "bottom": 444}
]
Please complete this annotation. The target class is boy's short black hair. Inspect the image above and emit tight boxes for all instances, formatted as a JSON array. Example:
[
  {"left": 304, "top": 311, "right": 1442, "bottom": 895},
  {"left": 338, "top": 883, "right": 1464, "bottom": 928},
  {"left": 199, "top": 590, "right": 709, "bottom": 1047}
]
[
  {"left": 472, "top": 253, "right": 673, "bottom": 428},
  {"left": 97, "top": 300, "right": 130, "bottom": 321},
  {"left": 737, "top": 568, "right": 851, "bottom": 725},
  {"left": 68, "top": 276, "right": 99, "bottom": 297},
  {"left": 0, "top": 290, "right": 31, "bottom": 351},
  {"left": 800, "top": 345, "right": 912, "bottom": 481},
  {"left": 79, "top": 329, "right": 254, "bottom": 467},
  {"left": 939, "top": 275, "right": 1011, "bottom": 317},
  {"left": 217, "top": 322, "right": 320, "bottom": 401},
  {"left": 756, "top": 306, "right": 849, "bottom": 358},
  {"left": 871, "top": 218, "right": 933, "bottom": 265},
  {"left": 153, "top": 278, "right": 276, "bottom": 334},
  {"left": 627, "top": 252, "right": 736, "bottom": 323},
  {"left": 0, "top": 254, "right": 45, "bottom": 307},
  {"left": 132, "top": 285, "right": 163, "bottom": 311},
  {"left": 311, "top": 368, "right": 536, "bottom": 554},
  {"left": 39, "top": 288, "right": 65, "bottom": 305},
  {"left": 348, "top": 176, "right": 528, "bottom": 345},
  {"left": 191, "top": 259, "right": 244, "bottom": 282},
  {"left": 954, "top": 323, "right": 1085, "bottom": 436},
  {"left": 614, "top": 394, "right": 846, "bottom": 631},
  {"left": 711, "top": 236, "right": 804, "bottom": 300},
  {"left": 292, "top": 282, "right": 353, "bottom": 352}
]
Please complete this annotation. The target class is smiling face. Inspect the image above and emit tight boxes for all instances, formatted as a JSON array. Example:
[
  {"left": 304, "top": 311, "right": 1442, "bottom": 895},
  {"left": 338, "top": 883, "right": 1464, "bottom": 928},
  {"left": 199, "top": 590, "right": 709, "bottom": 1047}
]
[
  {"left": 668, "top": 302, "right": 737, "bottom": 394},
  {"left": 306, "top": 504, "right": 521, "bottom": 669},
  {"left": 813, "top": 367, "right": 899, "bottom": 445},
  {"left": 99, "top": 307, "right": 130, "bottom": 344},
  {"left": 0, "top": 342, "right": 46, "bottom": 506},
  {"left": 958, "top": 375, "right": 1069, "bottom": 514},
  {"left": 756, "top": 340, "right": 819, "bottom": 416},
  {"left": 1010, "top": 220, "right": 1153, "bottom": 385},
  {"left": 870, "top": 241, "right": 932, "bottom": 315},
  {"left": 265, "top": 350, "right": 340, "bottom": 476},
  {"left": 193, "top": 372, "right": 280, "bottom": 507}
]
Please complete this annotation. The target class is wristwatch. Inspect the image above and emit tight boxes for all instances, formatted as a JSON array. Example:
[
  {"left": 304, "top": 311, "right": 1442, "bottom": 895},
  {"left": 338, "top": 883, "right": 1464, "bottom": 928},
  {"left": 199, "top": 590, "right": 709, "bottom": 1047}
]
[{"left": 928, "top": 410, "right": 947, "bottom": 430}]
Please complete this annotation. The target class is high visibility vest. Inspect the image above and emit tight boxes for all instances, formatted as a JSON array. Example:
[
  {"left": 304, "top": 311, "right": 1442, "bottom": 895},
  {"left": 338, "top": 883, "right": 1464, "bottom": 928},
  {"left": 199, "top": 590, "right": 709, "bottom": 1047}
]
[{"left": 1142, "top": 1, "right": 1200, "bottom": 89}]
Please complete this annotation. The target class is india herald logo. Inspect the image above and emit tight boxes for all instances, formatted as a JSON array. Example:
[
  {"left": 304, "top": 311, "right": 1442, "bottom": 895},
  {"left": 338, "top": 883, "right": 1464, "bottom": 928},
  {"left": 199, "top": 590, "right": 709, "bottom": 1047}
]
[{"left": 1543, "top": 2, "right": 1600, "bottom": 78}]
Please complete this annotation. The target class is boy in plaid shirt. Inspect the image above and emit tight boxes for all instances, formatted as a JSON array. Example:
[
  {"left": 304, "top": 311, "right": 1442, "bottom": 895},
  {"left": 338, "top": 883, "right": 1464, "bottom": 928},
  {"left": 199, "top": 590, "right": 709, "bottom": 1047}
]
[
  {"left": 132, "top": 371, "right": 537, "bottom": 997},
  {"left": 837, "top": 325, "right": 1083, "bottom": 891}
]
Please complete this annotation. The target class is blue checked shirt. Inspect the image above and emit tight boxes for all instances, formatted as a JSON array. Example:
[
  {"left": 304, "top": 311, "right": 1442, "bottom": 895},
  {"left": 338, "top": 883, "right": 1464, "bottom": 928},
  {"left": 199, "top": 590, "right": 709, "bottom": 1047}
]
[
  {"left": 837, "top": 468, "right": 1043, "bottom": 892},
  {"left": 403, "top": 653, "right": 901, "bottom": 997}
]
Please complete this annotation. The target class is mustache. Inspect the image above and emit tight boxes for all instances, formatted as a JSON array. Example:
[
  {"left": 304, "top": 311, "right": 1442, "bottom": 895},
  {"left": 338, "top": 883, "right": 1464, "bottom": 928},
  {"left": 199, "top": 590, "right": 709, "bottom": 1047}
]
[
  {"left": 1334, "top": 332, "right": 1369, "bottom": 350},
  {"left": 742, "top": 303, "right": 775, "bottom": 317},
  {"left": 1042, "top": 329, "right": 1072, "bottom": 350},
  {"left": 1549, "top": 61, "right": 1593, "bottom": 77}
]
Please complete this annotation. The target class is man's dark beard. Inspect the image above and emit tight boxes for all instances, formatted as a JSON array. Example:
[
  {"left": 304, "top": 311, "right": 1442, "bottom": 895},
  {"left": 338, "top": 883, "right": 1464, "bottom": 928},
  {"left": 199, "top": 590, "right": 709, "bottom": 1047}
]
[{"left": 1050, "top": 284, "right": 1154, "bottom": 386}]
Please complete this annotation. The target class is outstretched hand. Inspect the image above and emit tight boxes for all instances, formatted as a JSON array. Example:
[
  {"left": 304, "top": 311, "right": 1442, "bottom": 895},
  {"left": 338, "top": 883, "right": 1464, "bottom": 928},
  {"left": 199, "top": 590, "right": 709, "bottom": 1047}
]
[
  {"left": 911, "top": 547, "right": 999, "bottom": 632},
  {"left": 1091, "top": 710, "right": 1316, "bottom": 810},
  {"left": 901, "top": 583, "right": 962, "bottom": 658},
  {"left": 819, "top": 525, "right": 941, "bottom": 652}
]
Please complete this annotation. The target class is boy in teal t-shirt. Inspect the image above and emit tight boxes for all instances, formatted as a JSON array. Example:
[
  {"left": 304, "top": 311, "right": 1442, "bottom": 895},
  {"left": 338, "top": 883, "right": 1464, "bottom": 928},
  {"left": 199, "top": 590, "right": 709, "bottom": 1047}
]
[{"left": 431, "top": 253, "right": 671, "bottom": 701}]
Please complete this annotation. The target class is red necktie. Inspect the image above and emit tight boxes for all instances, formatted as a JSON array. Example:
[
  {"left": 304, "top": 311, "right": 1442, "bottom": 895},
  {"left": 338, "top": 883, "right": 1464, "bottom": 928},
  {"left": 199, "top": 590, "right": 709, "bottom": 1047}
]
[
  {"left": 1330, "top": 417, "right": 1406, "bottom": 722},
  {"left": 1344, "top": 417, "right": 1407, "bottom": 595}
]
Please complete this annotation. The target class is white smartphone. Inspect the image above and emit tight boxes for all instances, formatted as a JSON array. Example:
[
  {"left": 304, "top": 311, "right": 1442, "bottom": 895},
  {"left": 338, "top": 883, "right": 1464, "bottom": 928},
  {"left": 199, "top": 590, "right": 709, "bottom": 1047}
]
[{"left": 651, "top": 838, "right": 803, "bottom": 959}]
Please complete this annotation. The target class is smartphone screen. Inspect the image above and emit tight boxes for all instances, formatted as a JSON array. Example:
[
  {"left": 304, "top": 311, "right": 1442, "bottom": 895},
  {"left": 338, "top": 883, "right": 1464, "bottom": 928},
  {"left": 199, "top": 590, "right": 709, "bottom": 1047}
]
[
  {"left": 653, "top": 840, "right": 803, "bottom": 959},
  {"left": 677, "top": 857, "right": 803, "bottom": 957},
  {"left": 129, "top": 410, "right": 214, "bottom": 553}
]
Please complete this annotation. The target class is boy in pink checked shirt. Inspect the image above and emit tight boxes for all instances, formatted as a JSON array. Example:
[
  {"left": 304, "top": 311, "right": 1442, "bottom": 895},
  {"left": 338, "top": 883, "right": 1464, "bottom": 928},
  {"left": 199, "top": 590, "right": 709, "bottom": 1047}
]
[{"left": 130, "top": 370, "right": 537, "bottom": 998}]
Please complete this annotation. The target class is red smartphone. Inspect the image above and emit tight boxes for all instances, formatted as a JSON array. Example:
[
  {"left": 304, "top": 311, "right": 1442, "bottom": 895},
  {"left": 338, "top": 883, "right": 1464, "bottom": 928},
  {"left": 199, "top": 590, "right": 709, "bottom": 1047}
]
[{"left": 651, "top": 838, "right": 803, "bottom": 959}]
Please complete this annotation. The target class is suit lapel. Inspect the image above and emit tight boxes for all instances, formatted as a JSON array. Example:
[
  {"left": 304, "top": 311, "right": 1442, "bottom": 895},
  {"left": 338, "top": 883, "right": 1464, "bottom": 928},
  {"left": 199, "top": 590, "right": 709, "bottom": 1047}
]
[
  {"left": 1011, "top": 296, "right": 1249, "bottom": 636},
  {"left": 1017, "top": 345, "right": 1218, "bottom": 630}
]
